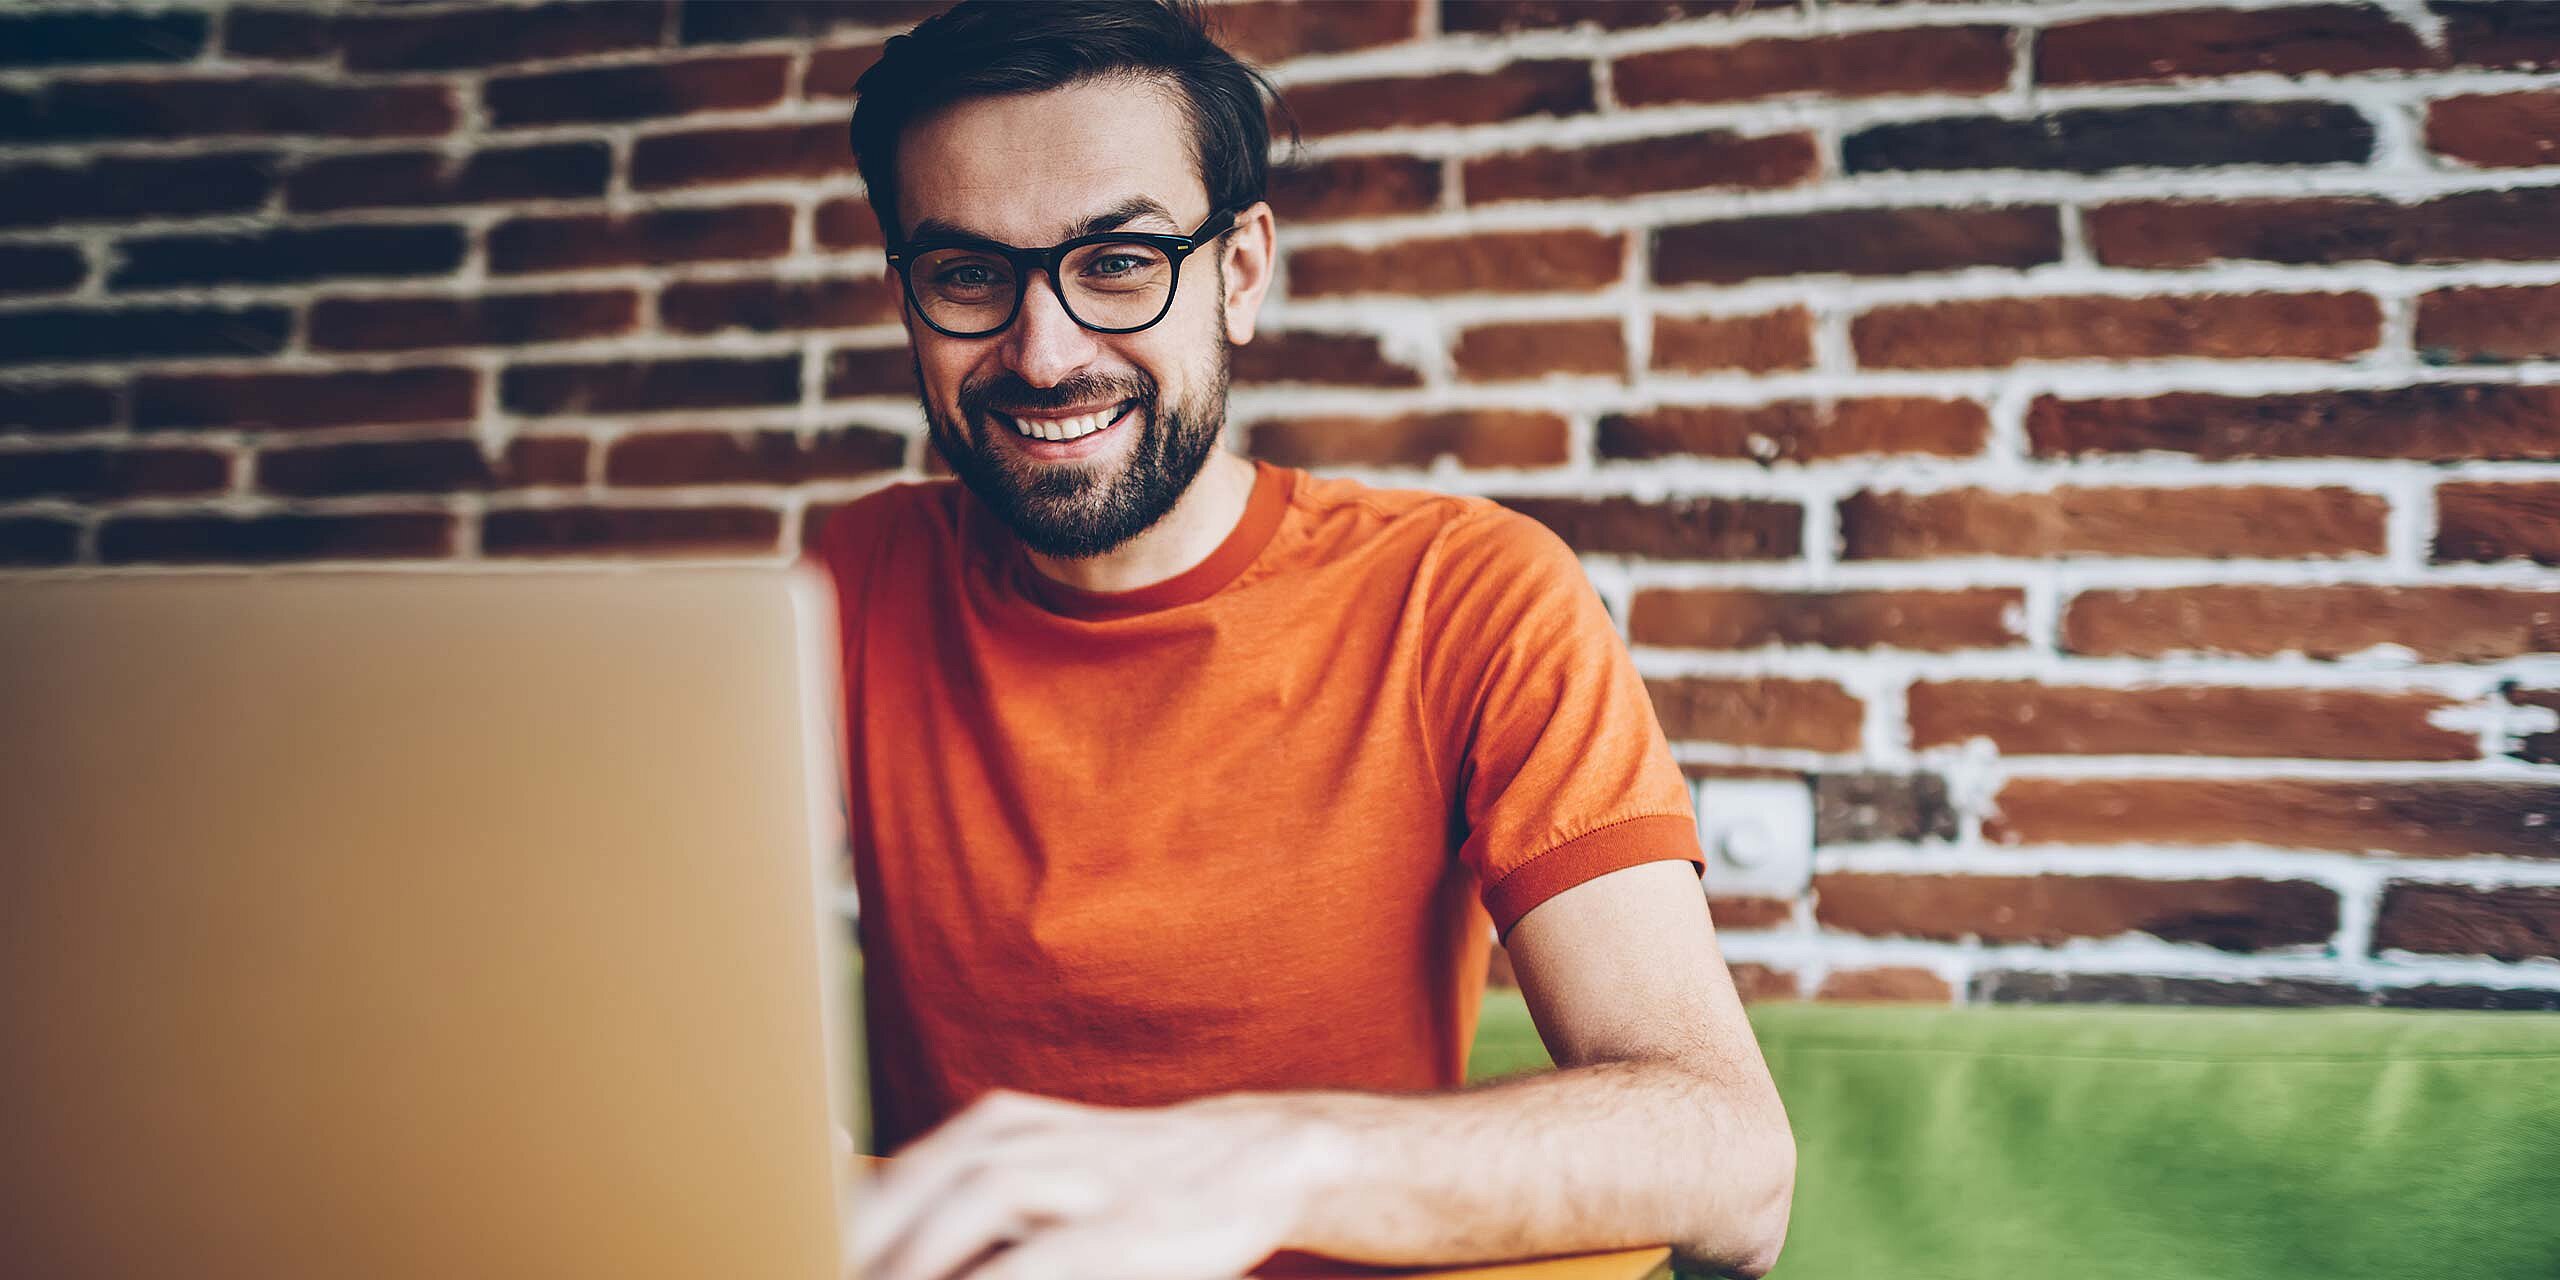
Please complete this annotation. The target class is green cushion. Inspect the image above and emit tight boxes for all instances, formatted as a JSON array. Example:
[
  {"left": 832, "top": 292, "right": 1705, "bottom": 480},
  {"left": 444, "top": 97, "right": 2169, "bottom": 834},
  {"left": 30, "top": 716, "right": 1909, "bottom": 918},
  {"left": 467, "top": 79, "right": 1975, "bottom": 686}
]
[{"left": 1738, "top": 1001, "right": 2560, "bottom": 1279}]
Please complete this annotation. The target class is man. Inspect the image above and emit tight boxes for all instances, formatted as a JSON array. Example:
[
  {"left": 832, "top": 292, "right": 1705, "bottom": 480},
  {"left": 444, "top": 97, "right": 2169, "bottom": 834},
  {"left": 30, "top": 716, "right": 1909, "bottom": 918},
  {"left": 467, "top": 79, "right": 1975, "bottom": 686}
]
[{"left": 820, "top": 4, "right": 1793, "bottom": 1277}]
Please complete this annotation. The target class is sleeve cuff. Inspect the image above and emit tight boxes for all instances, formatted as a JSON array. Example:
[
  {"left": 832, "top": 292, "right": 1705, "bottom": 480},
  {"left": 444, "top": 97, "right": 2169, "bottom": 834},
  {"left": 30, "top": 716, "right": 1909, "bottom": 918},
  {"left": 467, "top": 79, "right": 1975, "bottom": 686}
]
[{"left": 1480, "top": 812, "right": 1706, "bottom": 938}]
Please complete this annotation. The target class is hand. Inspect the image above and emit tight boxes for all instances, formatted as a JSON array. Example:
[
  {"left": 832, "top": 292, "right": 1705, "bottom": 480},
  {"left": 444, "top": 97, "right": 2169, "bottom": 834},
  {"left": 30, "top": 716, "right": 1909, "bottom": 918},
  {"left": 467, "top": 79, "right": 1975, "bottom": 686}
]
[{"left": 844, "top": 1089, "right": 1332, "bottom": 1280}]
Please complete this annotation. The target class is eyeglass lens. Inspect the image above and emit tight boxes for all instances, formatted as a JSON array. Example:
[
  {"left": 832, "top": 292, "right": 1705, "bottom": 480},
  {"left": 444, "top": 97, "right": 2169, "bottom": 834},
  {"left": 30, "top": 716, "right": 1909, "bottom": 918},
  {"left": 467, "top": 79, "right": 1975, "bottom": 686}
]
[{"left": 910, "top": 240, "right": 1177, "bottom": 334}]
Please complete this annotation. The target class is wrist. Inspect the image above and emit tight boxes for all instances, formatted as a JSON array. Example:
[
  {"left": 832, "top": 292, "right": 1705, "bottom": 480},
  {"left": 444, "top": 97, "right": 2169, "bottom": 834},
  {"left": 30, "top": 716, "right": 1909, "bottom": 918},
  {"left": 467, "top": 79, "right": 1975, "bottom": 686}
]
[{"left": 1183, "top": 1091, "right": 1365, "bottom": 1249}]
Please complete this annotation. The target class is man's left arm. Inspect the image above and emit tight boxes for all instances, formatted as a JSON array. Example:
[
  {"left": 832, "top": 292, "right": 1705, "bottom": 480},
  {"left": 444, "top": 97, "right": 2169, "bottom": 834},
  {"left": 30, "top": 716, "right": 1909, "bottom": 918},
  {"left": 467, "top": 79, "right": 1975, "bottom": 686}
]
[{"left": 848, "top": 858, "right": 1794, "bottom": 1280}]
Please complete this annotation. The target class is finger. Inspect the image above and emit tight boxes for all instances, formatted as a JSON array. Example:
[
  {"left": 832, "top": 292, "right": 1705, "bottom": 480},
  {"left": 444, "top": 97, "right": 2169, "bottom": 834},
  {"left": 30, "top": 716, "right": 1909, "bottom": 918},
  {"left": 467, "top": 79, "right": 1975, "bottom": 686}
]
[
  {"left": 868, "top": 1168, "right": 1111, "bottom": 1280},
  {"left": 854, "top": 1091, "right": 1068, "bottom": 1265}
]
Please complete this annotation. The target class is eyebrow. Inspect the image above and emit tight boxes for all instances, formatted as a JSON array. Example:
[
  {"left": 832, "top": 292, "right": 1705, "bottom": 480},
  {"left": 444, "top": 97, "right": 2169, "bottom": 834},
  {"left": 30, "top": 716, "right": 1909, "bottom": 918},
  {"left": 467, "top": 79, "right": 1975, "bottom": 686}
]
[{"left": 906, "top": 196, "right": 1184, "bottom": 247}]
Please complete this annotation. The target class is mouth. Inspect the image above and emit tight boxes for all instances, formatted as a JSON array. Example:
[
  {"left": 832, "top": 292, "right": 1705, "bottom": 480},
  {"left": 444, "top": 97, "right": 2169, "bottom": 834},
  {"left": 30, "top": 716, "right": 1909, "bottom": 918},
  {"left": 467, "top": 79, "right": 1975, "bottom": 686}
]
[{"left": 990, "top": 400, "right": 1138, "bottom": 447}]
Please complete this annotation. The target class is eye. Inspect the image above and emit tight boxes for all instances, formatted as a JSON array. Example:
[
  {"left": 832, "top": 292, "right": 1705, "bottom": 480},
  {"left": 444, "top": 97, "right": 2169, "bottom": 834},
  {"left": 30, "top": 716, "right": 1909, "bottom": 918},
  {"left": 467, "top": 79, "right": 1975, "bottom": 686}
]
[
  {"left": 933, "top": 263, "right": 998, "bottom": 287},
  {"left": 1085, "top": 253, "right": 1146, "bottom": 277}
]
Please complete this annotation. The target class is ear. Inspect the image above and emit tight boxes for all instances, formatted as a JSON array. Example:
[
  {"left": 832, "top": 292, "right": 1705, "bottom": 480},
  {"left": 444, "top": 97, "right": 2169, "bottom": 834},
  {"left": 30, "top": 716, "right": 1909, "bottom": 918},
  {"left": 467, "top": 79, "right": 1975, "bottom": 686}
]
[{"left": 1217, "top": 201, "right": 1277, "bottom": 347}]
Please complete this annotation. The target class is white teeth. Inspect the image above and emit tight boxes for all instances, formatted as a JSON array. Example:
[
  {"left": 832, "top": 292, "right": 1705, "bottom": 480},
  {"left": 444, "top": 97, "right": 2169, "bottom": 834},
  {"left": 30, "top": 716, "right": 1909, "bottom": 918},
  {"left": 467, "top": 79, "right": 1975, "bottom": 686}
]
[{"left": 1006, "top": 404, "right": 1122, "bottom": 443}]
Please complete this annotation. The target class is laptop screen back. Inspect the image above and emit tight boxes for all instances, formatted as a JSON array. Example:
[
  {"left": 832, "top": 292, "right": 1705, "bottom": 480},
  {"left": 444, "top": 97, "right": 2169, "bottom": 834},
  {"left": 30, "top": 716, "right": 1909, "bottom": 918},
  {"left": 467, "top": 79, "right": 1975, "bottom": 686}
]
[{"left": 0, "top": 566, "right": 852, "bottom": 1280}]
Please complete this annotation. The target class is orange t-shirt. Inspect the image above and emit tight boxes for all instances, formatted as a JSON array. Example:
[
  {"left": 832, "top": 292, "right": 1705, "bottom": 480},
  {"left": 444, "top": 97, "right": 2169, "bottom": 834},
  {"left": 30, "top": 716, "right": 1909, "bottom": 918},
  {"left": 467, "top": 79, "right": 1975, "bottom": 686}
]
[{"left": 813, "top": 459, "right": 1704, "bottom": 1152}]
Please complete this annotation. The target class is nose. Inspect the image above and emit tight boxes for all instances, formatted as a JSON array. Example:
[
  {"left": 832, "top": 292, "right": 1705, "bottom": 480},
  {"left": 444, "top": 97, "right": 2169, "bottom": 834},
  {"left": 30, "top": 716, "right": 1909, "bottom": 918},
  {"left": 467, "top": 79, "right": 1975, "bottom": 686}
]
[{"left": 996, "top": 270, "right": 1103, "bottom": 388}]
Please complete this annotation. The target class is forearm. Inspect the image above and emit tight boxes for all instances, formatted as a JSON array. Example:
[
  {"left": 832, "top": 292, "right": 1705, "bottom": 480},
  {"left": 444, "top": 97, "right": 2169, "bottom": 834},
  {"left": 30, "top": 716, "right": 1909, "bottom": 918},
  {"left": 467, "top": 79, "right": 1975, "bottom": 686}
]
[{"left": 1193, "top": 1056, "right": 1794, "bottom": 1278}]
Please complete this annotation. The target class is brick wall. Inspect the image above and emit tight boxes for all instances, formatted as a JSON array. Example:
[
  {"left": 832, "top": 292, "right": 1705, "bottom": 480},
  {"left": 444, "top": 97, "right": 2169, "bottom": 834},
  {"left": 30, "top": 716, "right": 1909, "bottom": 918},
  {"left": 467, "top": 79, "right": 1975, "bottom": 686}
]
[{"left": 4, "top": 0, "right": 2556, "bottom": 1010}]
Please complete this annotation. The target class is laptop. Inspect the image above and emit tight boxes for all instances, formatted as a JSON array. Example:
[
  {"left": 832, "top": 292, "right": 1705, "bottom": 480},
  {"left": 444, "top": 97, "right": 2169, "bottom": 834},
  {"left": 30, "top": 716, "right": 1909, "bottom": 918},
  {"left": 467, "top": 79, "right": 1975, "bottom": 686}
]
[{"left": 0, "top": 565, "right": 856, "bottom": 1279}]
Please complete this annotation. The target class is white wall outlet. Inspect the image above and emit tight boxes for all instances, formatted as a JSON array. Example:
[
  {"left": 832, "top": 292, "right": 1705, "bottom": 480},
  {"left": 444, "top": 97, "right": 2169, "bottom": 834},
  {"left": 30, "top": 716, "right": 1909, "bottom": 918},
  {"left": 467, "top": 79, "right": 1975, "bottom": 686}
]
[{"left": 1695, "top": 778, "right": 1813, "bottom": 899}]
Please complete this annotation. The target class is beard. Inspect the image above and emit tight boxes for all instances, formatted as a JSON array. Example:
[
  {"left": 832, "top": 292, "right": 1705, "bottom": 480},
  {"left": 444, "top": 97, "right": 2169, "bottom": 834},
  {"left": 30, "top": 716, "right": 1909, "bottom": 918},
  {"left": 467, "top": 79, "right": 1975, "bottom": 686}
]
[{"left": 921, "top": 331, "right": 1230, "bottom": 562}]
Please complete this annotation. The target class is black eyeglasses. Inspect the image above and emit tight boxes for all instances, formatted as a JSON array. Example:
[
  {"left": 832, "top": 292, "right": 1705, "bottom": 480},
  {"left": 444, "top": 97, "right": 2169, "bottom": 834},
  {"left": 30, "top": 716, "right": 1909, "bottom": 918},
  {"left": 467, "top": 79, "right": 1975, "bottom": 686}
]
[{"left": 885, "top": 208, "right": 1239, "bottom": 339}]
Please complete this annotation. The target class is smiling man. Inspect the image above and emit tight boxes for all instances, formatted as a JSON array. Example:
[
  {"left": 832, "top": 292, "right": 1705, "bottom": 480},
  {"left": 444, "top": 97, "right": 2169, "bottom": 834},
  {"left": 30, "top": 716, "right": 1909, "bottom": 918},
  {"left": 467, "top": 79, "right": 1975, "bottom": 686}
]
[{"left": 819, "top": 4, "right": 1793, "bottom": 1278}]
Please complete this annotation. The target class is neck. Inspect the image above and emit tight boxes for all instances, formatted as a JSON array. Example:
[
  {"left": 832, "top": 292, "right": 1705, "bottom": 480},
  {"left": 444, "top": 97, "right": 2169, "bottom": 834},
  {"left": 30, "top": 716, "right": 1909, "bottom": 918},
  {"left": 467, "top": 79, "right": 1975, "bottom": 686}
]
[{"left": 1022, "top": 449, "right": 1258, "bottom": 594}]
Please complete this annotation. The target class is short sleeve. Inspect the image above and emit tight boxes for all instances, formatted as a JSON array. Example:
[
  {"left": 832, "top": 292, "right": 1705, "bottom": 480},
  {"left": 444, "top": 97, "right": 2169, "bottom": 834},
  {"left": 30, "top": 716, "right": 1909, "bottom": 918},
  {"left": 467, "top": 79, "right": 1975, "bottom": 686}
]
[{"left": 1419, "top": 506, "right": 1705, "bottom": 937}]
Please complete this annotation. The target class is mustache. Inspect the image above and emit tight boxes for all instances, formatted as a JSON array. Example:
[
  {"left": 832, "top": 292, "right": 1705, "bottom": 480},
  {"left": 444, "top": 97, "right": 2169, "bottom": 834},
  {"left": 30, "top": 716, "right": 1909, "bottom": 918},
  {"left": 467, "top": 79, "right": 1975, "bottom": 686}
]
[{"left": 958, "top": 372, "right": 1154, "bottom": 419}]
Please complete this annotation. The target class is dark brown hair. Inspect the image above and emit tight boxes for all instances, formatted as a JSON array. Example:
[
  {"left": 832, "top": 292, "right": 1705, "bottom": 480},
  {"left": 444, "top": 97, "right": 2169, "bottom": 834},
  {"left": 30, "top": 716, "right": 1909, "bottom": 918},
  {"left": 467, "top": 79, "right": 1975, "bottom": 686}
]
[{"left": 848, "top": 0, "right": 1292, "bottom": 246}]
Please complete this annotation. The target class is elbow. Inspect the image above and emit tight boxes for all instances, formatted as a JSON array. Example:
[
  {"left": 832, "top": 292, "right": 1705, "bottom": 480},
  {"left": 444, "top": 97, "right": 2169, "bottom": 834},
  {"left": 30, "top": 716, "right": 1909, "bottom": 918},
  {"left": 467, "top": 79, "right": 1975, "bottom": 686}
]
[
  {"left": 1731, "top": 1129, "right": 1795, "bottom": 1279},
  {"left": 1693, "top": 1104, "right": 1795, "bottom": 1279}
]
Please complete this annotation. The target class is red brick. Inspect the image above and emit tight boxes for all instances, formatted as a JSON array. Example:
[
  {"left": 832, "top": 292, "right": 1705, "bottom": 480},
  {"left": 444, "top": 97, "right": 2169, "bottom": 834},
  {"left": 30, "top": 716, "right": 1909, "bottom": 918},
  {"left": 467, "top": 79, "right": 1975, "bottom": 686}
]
[
  {"left": 503, "top": 355, "right": 800, "bottom": 417},
  {"left": 2037, "top": 6, "right": 2440, "bottom": 84},
  {"left": 0, "top": 244, "right": 85, "bottom": 296},
  {"left": 661, "top": 277, "right": 899, "bottom": 334},
  {"left": 2377, "top": 884, "right": 2560, "bottom": 963},
  {"left": 285, "top": 141, "right": 610, "bottom": 212},
  {"left": 1988, "top": 778, "right": 2559, "bottom": 861},
  {"left": 0, "top": 152, "right": 275, "bottom": 230},
  {"left": 674, "top": 0, "right": 944, "bottom": 46},
  {"left": 1441, "top": 0, "right": 1781, "bottom": 33},
  {"left": 1840, "top": 486, "right": 2387, "bottom": 560},
  {"left": 1600, "top": 399, "right": 1987, "bottom": 464},
  {"left": 2437, "top": 2, "right": 2560, "bottom": 71},
  {"left": 1210, "top": 0, "right": 1418, "bottom": 61},
  {"left": 483, "top": 504, "right": 783, "bottom": 557},
  {"left": 3, "top": 76, "right": 455, "bottom": 142},
  {"left": 1451, "top": 319, "right": 1625, "bottom": 381},
  {"left": 2417, "top": 285, "right": 2560, "bottom": 363},
  {"left": 0, "top": 446, "right": 229, "bottom": 501},
  {"left": 2, "top": 10, "right": 207, "bottom": 67},
  {"left": 1814, "top": 872, "right": 2339, "bottom": 952},
  {"left": 109, "top": 224, "right": 463, "bottom": 291},
  {"left": 1846, "top": 102, "right": 2371, "bottom": 175},
  {"left": 98, "top": 511, "right": 453, "bottom": 564},
  {"left": 604, "top": 427, "right": 906, "bottom": 486},
  {"left": 487, "top": 53, "right": 791, "bottom": 126},
  {"left": 1247, "top": 411, "right": 1569, "bottom": 469},
  {"left": 305, "top": 3, "right": 664, "bottom": 71},
  {"left": 1647, "top": 676, "right": 1864, "bottom": 752},
  {"left": 1651, "top": 308, "right": 1812, "bottom": 374},
  {"left": 2426, "top": 91, "right": 2560, "bottom": 167},
  {"left": 815, "top": 198, "right": 884, "bottom": 251},
  {"left": 1681, "top": 764, "right": 1802, "bottom": 784},
  {"left": 2065, "top": 585, "right": 2560, "bottom": 664},
  {"left": 309, "top": 290, "right": 639, "bottom": 353},
  {"left": 133, "top": 367, "right": 475, "bottom": 432},
  {"left": 1630, "top": 587, "right": 2024, "bottom": 652},
  {"left": 218, "top": 7, "right": 335, "bottom": 59},
  {"left": 1909, "top": 682, "right": 2475, "bottom": 761},
  {"left": 823, "top": 347, "right": 910, "bottom": 399},
  {"left": 2436, "top": 483, "right": 2560, "bottom": 565},
  {"left": 0, "top": 517, "right": 79, "bottom": 566},
  {"left": 0, "top": 305, "right": 290, "bottom": 368},
  {"left": 2088, "top": 190, "right": 2560, "bottom": 267},
  {"left": 2514, "top": 689, "right": 2560, "bottom": 766},
  {"left": 631, "top": 121, "right": 852, "bottom": 191},
  {"left": 1976, "top": 972, "right": 2372, "bottom": 1007},
  {"left": 489, "top": 205, "right": 793, "bottom": 275},
  {"left": 1728, "top": 963, "right": 1803, "bottom": 1003},
  {"left": 255, "top": 437, "right": 585, "bottom": 497},
  {"left": 1655, "top": 206, "right": 2060, "bottom": 285},
  {"left": 1282, "top": 60, "right": 1592, "bottom": 138},
  {"left": 2383, "top": 985, "right": 2560, "bottom": 1012},
  {"left": 802, "top": 42, "right": 882, "bottom": 99},
  {"left": 1232, "top": 331, "right": 1422, "bottom": 388},
  {"left": 1709, "top": 897, "right": 1797, "bottom": 930},
  {"left": 1289, "top": 230, "right": 1623, "bottom": 297},
  {"left": 2031, "top": 385, "right": 2560, "bottom": 462},
  {"left": 1463, "top": 130, "right": 1816, "bottom": 204},
  {"left": 1495, "top": 495, "right": 1801, "bottom": 560},
  {"left": 1855, "top": 292, "right": 2379, "bottom": 368},
  {"left": 0, "top": 380, "right": 117, "bottom": 432},
  {"left": 1617, "top": 26, "right": 2011, "bottom": 106},
  {"left": 1268, "top": 154, "right": 1441, "bottom": 223},
  {"left": 1816, "top": 968, "right": 1954, "bottom": 1003},
  {"left": 1814, "top": 772, "right": 1958, "bottom": 845}
]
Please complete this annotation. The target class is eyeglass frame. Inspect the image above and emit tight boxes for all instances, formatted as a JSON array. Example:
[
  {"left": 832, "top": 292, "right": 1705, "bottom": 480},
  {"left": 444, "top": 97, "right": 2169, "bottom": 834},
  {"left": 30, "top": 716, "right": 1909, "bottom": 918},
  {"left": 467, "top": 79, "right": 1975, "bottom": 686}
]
[{"left": 883, "top": 206, "right": 1242, "bottom": 340}]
